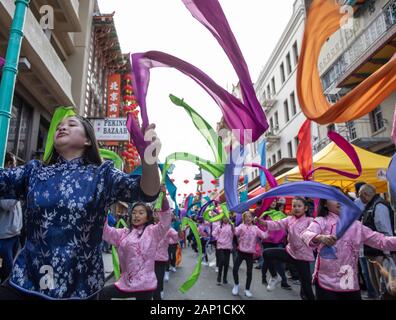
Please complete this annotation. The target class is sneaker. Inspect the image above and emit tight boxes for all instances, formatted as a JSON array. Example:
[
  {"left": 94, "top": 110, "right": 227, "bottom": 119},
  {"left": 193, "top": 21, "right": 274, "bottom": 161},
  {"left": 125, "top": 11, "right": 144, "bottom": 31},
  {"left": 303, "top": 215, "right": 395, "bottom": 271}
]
[
  {"left": 215, "top": 267, "right": 219, "bottom": 273},
  {"left": 281, "top": 283, "right": 292, "bottom": 290},
  {"left": 170, "top": 266, "right": 177, "bottom": 272},
  {"left": 291, "top": 279, "right": 300, "bottom": 285},
  {"left": 232, "top": 284, "right": 239, "bottom": 295},
  {"left": 267, "top": 275, "right": 281, "bottom": 291},
  {"left": 244, "top": 290, "right": 253, "bottom": 298},
  {"left": 164, "top": 272, "right": 170, "bottom": 282},
  {"left": 202, "top": 261, "right": 209, "bottom": 266}
]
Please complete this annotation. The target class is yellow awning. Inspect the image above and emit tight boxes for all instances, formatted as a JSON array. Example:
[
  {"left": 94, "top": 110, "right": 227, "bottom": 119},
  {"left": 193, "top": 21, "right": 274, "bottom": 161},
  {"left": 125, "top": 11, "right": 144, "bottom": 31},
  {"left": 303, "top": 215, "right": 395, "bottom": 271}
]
[{"left": 276, "top": 142, "right": 391, "bottom": 193}]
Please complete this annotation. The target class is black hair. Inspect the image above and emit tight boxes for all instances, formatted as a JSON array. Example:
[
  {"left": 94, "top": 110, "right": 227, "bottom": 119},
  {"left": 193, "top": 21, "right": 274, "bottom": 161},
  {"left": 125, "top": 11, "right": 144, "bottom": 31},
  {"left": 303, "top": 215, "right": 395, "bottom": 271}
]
[
  {"left": 46, "top": 115, "right": 102, "bottom": 166},
  {"left": 129, "top": 202, "right": 154, "bottom": 237},
  {"left": 355, "top": 182, "right": 366, "bottom": 195},
  {"left": 317, "top": 199, "right": 329, "bottom": 217},
  {"left": 5, "top": 152, "right": 15, "bottom": 167},
  {"left": 293, "top": 197, "right": 308, "bottom": 206}
]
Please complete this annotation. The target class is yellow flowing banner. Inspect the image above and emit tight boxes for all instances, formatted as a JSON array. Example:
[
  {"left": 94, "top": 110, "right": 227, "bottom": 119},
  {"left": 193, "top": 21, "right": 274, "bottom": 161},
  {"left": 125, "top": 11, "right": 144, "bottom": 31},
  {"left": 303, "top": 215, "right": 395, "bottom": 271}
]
[{"left": 297, "top": 0, "right": 396, "bottom": 124}]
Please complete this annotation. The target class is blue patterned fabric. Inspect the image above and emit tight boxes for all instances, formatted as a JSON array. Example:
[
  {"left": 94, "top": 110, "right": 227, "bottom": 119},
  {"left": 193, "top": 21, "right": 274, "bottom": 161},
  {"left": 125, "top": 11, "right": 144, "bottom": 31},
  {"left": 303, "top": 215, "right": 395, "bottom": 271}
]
[{"left": 0, "top": 157, "right": 157, "bottom": 299}]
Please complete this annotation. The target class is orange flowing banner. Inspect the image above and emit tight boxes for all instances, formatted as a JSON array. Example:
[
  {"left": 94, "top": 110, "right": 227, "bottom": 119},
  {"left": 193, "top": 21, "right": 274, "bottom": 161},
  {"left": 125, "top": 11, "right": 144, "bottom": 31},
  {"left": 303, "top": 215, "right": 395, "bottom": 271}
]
[{"left": 297, "top": 0, "right": 396, "bottom": 124}]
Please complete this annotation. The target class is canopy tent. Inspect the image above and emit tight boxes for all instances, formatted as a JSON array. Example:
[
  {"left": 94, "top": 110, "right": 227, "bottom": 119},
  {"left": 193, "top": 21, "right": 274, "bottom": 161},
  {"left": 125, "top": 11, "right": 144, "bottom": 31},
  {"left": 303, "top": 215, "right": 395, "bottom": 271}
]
[{"left": 276, "top": 142, "right": 391, "bottom": 193}]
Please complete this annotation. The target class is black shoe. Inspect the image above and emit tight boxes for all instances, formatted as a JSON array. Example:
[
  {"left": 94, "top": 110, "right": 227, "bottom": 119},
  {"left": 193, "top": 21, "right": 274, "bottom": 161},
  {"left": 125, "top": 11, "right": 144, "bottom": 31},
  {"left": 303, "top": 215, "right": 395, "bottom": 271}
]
[
  {"left": 281, "top": 283, "right": 292, "bottom": 290},
  {"left": 262, "top": 279, "right": 268, "bottom": 285},
  {"left": 254, "top": 265, "right": 261, "bottom": 269},
  {"left": 223, "top": 279, "right": 228, "bottom": 285}
]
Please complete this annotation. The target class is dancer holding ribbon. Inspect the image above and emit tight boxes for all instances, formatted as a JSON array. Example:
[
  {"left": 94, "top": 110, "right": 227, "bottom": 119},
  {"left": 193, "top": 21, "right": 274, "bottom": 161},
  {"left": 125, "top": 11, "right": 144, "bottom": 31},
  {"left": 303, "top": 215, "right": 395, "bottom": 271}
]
[{"left": 0, "top": 113, "right": 161, "bottom": 300}]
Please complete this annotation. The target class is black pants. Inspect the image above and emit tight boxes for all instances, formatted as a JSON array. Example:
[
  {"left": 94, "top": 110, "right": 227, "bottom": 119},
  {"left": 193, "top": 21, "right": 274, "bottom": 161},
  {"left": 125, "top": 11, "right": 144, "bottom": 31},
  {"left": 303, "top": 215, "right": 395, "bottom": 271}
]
[
  {"left": 201, "top": 238, "right": 208, "bottom": 262},
  {"left": 217, "top": 249, "right": 231, "bottom": 283},
  {"left": 99, "top": 284, "right": 153, "bottom": 300},
  {"left": 233, "top": 251, "right": 254, "bottom": 290},
  {"left": 167, "top": 244, "right": 177, "bottom": 270},
  {"left": 153, "top": 261, "right": 167, "bottom": 300},
  {"left": 261, "top": 242, "right": 288, "bottom": 285},
  {"left": 315, "top": 281, "right": 361, "bottom": 300},
  {"left": 0, "top": 279, "right": 97, "bottom": 300},
  {"left": 263, "top": 247, "right": 315, "bottom": 300}
]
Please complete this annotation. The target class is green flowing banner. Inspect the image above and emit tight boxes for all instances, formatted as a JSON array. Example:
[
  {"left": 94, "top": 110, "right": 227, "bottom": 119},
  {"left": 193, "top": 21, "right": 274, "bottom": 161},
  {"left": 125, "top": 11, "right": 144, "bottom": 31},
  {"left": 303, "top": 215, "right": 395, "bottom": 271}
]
[
  {"left": 43, "top": 106, "right": 77, "bottom": 162},
  {"left": 155, "top": 94, "right": 226, "bottom": 209},
  {"left": 179, "top": 217, "right": 203, "bottom": 293},
  {"left": 111, "top": 218, "right": 128, "bottom": 281}
]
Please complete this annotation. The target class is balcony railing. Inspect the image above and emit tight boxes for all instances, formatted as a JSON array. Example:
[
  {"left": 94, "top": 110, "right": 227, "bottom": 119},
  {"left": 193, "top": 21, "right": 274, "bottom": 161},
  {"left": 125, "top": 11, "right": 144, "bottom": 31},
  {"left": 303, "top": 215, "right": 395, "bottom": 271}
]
[
  {"left": 262, "top": 98, "right": 277, "bottom": 111},
  {"left": 321, "top": 0, "right": 396, "bottom": 91},
  {"left": 313, "top": 119, "right": 390, "bottom": 154}
]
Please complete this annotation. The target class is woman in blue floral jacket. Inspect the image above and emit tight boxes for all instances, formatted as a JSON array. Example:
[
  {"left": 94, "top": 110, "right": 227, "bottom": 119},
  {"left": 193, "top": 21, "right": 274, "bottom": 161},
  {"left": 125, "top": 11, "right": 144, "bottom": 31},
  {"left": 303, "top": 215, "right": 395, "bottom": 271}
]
[{"left": 0, "top": 115, "right": 160, "bottom": 300}]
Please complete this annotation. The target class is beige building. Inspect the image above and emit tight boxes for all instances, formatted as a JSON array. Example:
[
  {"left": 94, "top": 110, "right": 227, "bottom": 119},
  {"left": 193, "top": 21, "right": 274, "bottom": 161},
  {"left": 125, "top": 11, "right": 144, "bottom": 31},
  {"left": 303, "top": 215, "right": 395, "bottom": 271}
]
[{"left": 0, "top": 0, "right": 96, "bottom": 162}]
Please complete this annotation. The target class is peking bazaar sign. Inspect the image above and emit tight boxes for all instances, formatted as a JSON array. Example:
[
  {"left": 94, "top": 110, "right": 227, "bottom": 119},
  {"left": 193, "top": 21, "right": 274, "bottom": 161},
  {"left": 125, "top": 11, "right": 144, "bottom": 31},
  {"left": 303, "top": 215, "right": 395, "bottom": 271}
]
[
  {"left": 92, "top": 118, "right": 129, "bottom": 141},
  {"left": 107, "top": 74, "right": 121, "bottom": 118}
]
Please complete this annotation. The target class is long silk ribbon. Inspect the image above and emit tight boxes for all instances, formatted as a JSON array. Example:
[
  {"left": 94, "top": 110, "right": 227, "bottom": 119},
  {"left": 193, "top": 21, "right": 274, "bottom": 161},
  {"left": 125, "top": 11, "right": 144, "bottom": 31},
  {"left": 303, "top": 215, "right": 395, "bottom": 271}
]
[
  {"left": 297, "top": 0, "right": 396, "bottom": 124},
  {"left": 111, "top": 218, "right": 128, "bottom": 281},
  {"left": 99, "top": 149, "right": 124, "bottom": 171},
  {"left": 305, "top": 131, "right": 362, "bottom": 180},
  {"left": 43, "top": 106, "right": 77, "bottom": 162},
  {"left": 231, "top": 181, "right": 363, "bottom": 259},
  {"left": 179, "top": 217, "right": 203, "bottom": 293}
]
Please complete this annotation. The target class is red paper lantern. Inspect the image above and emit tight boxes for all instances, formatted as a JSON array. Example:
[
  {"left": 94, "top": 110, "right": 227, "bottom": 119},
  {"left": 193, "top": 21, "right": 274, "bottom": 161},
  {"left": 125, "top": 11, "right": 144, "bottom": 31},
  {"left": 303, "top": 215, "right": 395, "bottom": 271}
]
[
  {"left": 197, "top": 180, "right": 204, "bottom": 185},
  {"left": 171, "top": 178, "right": 175, "bottom": 182},
  {"left": 208, "top": 190, "right": 212, "bottom": 193},
  {"left": 183, "top": 179, "right": 189, "bottom": 184},
  {"left": 211, "top": 179, "right": 218, "bottom": 185},
  {"left": 184, "top": 194, "right": 187, "bottom": 197},
  {"left": 196, "top": 192, "right": 201, "bottom": 196},
  {"left": 124, "top": 84, "right": 133, "bottom": 92},
  {"left": 202, "top": 192, "right": 206, "bottom": 195},
  {"left": 178, "top": 194, "right": 181, "bottom": 196},
  {"left": 213, "top": 189, "right": 218, "bottom": 192},
  {"left": 239, "top": 176, "right": 245, "bottom": 183}
]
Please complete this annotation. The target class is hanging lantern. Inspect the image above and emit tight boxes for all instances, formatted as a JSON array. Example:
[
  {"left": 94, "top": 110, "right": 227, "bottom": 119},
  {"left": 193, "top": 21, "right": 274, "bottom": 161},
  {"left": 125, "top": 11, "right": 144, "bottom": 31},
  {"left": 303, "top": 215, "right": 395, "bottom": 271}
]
[
  {"left": 208, "top": 190, "right": 212, "bottom": 193},
  {"left": 239, "top": 176, "right": 245, "bottom": 183},
  {"left": 196, "top": 192, "right": 201, "bottom": 196},
  {"left": 213, "top": 189, "right": 218, "bottom": 192},
  {"left": 197, "top": 180, "right": 204, "bottom": 185},
  {"left": 170, "top": 178, "right": 175, "bottom": 183},
  {"left": 184, "top": 193, "right": 187, "bottom": 197},
  {"left": 178, "top": 194, "right": 181, "bottom": 196},
  {"left": 211, "top": 179, "right": 218, "bottom": 185},
  {"left": 202, "top": 191, "right": 206, "bottom": 195},
  {"left": 183, "top": 179, "right": 189, "bottom": 184},
  {"left": 124, "top": 84, "right": 133, "bottom": 92}
]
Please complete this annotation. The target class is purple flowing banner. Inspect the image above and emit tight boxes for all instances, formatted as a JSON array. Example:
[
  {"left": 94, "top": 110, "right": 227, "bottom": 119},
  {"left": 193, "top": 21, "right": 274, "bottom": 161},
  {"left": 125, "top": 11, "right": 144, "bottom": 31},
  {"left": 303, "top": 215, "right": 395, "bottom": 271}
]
[
  {"left": 388, "top": 154, "right": 396, "bottom": 211},
  {"left": 231, "top": 181, "right": 363, "bottom": 259},
  {"left": 129, "top": 0, "right": 269, "bottom": 153},
  {"left": 182, "top": 0, "right": 268, "bottom": 135},
  {"left": 305, "top": 131, "right": 362, "bottom": 180},
  {"left": 245, "top": 163, "right": 278, "bottom": 213}
]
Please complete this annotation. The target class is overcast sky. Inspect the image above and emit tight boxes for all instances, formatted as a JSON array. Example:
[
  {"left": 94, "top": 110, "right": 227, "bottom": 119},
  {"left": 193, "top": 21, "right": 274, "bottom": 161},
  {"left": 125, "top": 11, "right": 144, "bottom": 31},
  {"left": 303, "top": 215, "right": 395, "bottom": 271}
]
[{"left": 97, "top": 0, "right": 296, "bottom": 197}]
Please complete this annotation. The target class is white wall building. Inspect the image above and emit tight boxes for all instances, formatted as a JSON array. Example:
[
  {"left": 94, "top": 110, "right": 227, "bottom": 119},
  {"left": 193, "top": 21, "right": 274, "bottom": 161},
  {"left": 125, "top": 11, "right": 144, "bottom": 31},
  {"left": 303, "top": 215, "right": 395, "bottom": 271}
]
[{"left": 250, "top": 0, "right": 319, "bottom": 183}]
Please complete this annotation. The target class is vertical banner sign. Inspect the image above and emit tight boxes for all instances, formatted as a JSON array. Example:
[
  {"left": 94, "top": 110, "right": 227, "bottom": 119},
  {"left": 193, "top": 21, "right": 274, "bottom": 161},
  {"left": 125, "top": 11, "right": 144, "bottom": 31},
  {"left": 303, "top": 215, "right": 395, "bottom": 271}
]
[{"left": 107, "top": 74, "right": 121, "bottom": 118}]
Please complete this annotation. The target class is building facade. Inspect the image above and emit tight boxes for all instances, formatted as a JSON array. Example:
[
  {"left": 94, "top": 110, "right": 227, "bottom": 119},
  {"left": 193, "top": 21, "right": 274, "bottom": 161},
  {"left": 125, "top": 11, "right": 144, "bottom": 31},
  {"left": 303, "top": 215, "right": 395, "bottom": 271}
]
[
  {"left": 250, "top": 0, "right": 318, "bottom": 184},
  {"left": 0, "top": 0, "right": 96, "bottom": 163},
  {"left": 315, "top": 0, "right": 396, "bottom": 156}
]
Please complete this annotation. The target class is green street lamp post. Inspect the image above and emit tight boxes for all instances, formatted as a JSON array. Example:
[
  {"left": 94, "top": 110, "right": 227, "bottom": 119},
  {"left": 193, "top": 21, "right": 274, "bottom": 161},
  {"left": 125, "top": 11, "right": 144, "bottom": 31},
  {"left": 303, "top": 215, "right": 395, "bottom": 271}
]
[{"left": 0, "top": 0, "right": 30, "bottom": 167}]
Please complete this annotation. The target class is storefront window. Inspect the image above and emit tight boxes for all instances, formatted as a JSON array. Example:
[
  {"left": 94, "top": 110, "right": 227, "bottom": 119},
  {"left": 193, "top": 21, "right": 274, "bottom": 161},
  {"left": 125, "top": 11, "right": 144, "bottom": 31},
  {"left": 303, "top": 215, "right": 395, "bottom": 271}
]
[{"left": 6, "top": 95, "right": 32, "bottom": 161}]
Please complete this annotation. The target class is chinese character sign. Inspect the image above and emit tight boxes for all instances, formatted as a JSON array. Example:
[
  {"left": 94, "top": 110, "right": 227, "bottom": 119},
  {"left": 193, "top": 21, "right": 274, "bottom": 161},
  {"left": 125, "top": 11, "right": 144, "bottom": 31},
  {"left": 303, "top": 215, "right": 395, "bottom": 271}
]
[{"left": 107, "top": 74, "right": 121, "bottom": 118}]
